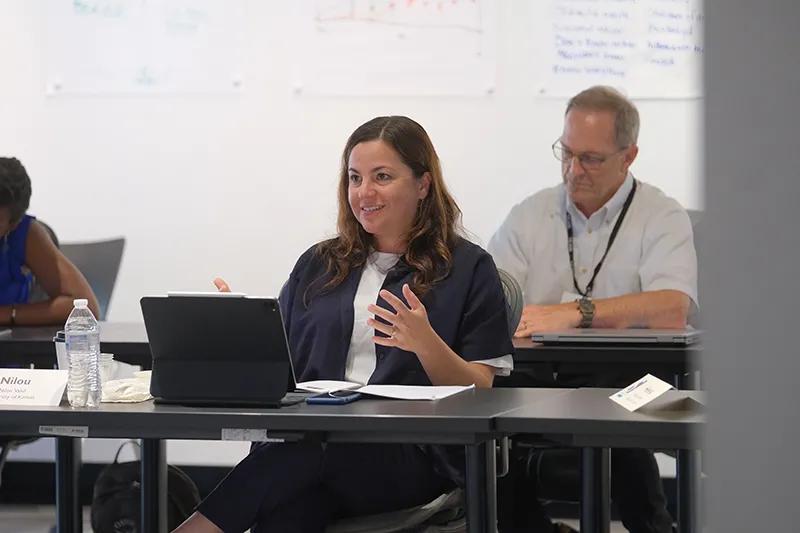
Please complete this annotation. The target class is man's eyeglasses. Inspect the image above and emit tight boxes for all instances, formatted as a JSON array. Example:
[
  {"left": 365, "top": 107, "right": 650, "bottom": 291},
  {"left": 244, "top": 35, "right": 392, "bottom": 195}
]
[{"left": 552, "top": 140, "right": 628, "bottom": 171}]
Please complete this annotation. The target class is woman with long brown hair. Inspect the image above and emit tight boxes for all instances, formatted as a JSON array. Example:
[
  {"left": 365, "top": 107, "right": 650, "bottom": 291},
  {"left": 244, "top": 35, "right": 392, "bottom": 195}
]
[{"left": 176, "top": 116, "right": 513, "bottom": 533}]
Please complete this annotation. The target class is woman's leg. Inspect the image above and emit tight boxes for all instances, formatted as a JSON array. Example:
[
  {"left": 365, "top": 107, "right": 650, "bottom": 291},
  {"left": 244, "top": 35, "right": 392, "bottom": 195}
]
[
  {"left": 174, "top": 442, "right": 454, "bottom": 532},
  {"left": 323, "top": 443, "right": 455, "bottom": 518},
  {"left": 251, "top": 483, "right": 331, "bottom": 533},
  {"left": 175, "top": 440, "right": 327, "bottom": 533}
]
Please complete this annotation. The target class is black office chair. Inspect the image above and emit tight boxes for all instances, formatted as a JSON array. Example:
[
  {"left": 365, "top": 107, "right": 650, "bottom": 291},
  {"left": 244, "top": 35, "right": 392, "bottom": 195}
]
[
  {"left": 498, "top": 268, "right": 523, "bottom": 337},
  {"left": 60, "top": 238, "right": 125, "bottom": 320},
  {"left": 686, "top": 209, "right": 702, "bottom": 328},
  {"left": 23, "top": 219, "right": 60, "bottom": 304}
]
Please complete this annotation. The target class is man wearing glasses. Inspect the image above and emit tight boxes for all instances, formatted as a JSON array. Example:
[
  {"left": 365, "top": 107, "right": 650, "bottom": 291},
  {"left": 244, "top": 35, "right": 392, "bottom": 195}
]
[{"left": 489, "top": 86, "right": 696, "bottom": 533}]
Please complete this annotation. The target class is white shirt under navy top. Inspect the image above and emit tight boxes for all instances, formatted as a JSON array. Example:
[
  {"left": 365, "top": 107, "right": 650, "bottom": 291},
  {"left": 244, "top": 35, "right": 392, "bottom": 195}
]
[
  {"left": 344, "top": 251, "right": 513, "bottom": 385},
  {"left": 488, "top": 173, "right": 698, "bottom": 307}
]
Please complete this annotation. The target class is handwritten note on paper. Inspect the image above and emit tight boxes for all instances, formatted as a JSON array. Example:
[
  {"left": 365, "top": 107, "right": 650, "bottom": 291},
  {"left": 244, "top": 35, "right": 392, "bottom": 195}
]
[{"left": 539, "top": 0, "right": 704, "bottom": 98}]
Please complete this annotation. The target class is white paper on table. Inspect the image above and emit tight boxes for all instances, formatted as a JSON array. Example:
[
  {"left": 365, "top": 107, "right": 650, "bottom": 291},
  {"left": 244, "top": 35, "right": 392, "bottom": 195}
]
[
  {"left": 356, "top": 384, "right": 475, "bottom": 401},
  {"left": 296, "top": 380, "right": 363, "bottom": 394},
  {"left": 609, "top": 374, "right": 674, "bottom": 412}
]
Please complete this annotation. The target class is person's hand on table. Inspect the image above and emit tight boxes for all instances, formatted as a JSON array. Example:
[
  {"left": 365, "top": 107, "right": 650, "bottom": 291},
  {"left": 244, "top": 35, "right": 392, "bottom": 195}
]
[{"left": 515, "top": 303, "right": 581, "bottom": 338}]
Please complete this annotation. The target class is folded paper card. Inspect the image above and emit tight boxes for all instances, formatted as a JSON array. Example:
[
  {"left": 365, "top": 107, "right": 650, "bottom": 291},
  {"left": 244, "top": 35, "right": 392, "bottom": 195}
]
[
  {"left": 0, "top": 368, "right": 67, "bottom": 406},
  {"left": 610, "top": 373, "right": 674, "bottom": 412}
]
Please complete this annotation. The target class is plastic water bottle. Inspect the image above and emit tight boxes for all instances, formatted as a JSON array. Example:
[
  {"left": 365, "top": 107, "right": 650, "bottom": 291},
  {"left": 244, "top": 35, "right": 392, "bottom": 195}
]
[{"left": 65, "top": 299, "right": 101, "bottom": 408}]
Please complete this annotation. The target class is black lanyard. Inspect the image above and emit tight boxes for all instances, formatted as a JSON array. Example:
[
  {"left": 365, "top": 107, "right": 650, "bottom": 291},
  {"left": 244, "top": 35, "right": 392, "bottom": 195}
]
[{"left": 566, "top": 179, "right": 637, "bottom": 298}]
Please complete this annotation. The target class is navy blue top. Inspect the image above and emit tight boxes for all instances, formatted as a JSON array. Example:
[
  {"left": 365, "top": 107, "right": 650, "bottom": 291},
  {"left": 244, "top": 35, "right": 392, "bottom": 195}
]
[
  {"left": 279, "top": 237, "right": 514, "bottom": 484},
  {"left": 0, "top": 214, "right": 33, "bottom": 306}
]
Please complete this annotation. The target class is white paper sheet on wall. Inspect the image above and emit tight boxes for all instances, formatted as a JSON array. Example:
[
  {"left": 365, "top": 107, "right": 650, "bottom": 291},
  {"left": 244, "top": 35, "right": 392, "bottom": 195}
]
[
  {"left": 44, "top": 0, "right": 245, "bottom": 94},
  {"left": 295, "top": 0, "right": 497, "bottom": 96},
  {"left": 537, "top": 0, "right": 704, "bottom": 99}
]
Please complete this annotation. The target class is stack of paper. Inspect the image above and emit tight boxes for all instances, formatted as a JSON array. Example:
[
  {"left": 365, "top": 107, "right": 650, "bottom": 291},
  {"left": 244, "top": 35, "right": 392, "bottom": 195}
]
[{"left": 297, "top": 380, "right": 474, "bottom": 400}]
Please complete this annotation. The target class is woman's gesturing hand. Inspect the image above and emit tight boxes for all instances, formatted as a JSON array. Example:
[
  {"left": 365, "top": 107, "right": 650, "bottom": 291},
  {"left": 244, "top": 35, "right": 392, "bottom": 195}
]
[
  {"left": 367, "top": 283, "right": 439, "bottom": 355},
  {"left": 213, "top": 277, "right": 232, "bottom": 293}
]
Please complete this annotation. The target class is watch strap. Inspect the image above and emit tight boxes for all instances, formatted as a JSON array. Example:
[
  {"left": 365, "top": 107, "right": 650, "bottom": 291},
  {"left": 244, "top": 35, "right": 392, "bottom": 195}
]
[{"left": 578, "top": 297, "right": 595, "bottom": 328}]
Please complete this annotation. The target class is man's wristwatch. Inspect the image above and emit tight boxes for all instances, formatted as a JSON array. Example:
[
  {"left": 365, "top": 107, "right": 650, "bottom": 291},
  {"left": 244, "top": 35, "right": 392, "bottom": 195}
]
[{"left": 577, "top": 297, "right": 595, "bottom": 328}]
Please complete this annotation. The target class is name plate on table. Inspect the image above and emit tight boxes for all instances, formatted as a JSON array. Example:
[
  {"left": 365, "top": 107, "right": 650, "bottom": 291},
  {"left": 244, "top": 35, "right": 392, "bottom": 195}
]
[
  {"left": 0, "top": 369, "right": 68, "bottom": 406},
  {"left": 610, "top": 373, "right": 674, "bottom": 412}
]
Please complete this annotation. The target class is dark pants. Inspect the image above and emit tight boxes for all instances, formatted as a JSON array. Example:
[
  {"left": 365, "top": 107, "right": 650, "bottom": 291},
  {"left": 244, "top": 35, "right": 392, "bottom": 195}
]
[
  {"left": 496, "top": 366, "right": 674, "bottom": 533},
  {"left": 197, "top": 441, "right": 455, "bottom": 533}
]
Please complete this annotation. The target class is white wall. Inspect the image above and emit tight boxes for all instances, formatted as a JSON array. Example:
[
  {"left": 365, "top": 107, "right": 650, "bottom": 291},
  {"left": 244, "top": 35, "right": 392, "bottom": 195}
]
[{"left": 0, "top": 1, "right": 703, "bottom": 323}]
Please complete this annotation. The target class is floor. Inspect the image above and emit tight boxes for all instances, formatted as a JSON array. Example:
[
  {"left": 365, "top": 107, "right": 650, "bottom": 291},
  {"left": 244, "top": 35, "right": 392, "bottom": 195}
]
[
  {"left": 0, "top": 505, "right": 88, "bottom": 533},
  {"left": 0, "top": 505, "right": 631, "bottom": 533}
]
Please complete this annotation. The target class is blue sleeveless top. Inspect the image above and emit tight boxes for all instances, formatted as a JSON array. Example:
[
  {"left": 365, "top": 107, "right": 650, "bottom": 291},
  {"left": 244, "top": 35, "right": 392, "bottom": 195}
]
[{"left": 0, "top": 214, "right": 33, "bottom": 305}]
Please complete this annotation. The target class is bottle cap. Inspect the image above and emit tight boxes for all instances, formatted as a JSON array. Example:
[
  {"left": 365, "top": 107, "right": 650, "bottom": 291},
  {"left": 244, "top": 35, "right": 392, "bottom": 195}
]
[{"left": 73, "top": 299, "right": 89, "bottom": 307}]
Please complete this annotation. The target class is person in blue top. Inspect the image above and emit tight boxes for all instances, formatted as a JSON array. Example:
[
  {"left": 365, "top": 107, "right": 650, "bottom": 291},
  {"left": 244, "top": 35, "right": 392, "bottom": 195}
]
[
  {"left": 0, "top": 157, "right": 98, "bottom": 325},
  {"left": 173, "top": 116, "right": 514, "bottom": 533}
]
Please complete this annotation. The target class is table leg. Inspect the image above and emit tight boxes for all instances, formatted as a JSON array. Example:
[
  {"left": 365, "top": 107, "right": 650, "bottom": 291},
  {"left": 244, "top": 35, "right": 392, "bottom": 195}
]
[
  {"left": 465, "top": 440, "right": 497, "bottom": 533},
  {"left": 675, "top": 372, "right": 702, "bottom": 532},
  {"left": 677, "top": 449, "right": 701, "bottom": 533},
  {"left": 55, "top": 436, "right": 82, "bottom": 533},
  {"left": 141, "top": 438, "right": 167, "bottom": 533},
  {"left": 580, "top": 447, "right": 610, "bottom": 533}
]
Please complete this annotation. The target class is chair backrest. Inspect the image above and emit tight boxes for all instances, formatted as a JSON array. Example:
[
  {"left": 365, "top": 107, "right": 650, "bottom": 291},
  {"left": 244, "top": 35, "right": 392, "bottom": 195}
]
[
  {"left": 61, "top": 238, "right": 126, "bottom": 321},
  {"left": 37, "top": 219, "right": 60, "bottom": 248},
  {"left": 686, "top": 209, "right": 702, "bottom": 326},
  {"left": 686, "top": 208, "right": 702, "bottom": 229},
  {"left": 26, "top": 220, "right": 61, "bottom": 305},
  {"left": 497, "top": 268, "right": 523, "bottom": 338}
]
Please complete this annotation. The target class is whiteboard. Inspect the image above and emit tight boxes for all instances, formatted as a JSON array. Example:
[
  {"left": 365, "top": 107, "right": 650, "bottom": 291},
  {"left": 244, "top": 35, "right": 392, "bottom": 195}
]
[
  {"left": 536, "top": 0, "right": 704, "bottom": 98},
  {"left": 44, "top": 0, "right": 245, "bottom": 94},
  {"left": 295, "top": 0, "right": 497, "bottom": 95}
]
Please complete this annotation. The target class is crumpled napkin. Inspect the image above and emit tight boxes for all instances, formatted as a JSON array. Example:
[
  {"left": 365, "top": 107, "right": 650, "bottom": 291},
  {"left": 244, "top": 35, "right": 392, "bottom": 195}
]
[{"left": 102, "top": 370, "right": 153, "bottom": 403}]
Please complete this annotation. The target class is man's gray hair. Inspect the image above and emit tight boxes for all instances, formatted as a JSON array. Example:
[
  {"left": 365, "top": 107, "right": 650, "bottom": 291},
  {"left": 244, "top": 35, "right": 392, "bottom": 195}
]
[{"left": 566, "top": 86, "right": 640, "bottom": 148}]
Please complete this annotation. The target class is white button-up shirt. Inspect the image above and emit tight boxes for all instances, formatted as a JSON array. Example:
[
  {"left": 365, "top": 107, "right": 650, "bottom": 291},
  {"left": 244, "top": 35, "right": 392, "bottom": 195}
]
[{"left": 488, "top": 174, "right": 698, "bottom": 308}]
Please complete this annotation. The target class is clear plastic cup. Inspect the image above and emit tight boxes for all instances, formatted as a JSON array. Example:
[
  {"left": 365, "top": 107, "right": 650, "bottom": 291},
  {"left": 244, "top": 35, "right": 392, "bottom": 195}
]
[
  {"left": 99, "top": 353, "right": 116, "bottom": 387},
  {"left": 53, "top": 330, "right": 68, "bottom": 370}
]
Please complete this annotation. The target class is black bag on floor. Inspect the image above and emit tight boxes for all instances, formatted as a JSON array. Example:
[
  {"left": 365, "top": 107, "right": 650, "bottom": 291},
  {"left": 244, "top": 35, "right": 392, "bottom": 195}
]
[{"left": 91, "top": 440, "right": 201, "bottom": 533}]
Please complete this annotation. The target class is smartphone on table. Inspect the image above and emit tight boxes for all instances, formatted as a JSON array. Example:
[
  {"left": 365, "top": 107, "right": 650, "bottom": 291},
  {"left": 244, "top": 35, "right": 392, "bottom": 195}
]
[{"left": 305, "top": 390, "right": 363, "bottom": 405}]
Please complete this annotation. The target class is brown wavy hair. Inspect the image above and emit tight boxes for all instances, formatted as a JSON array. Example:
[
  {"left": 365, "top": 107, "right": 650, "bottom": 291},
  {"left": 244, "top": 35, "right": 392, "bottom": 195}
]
[{"left": 313, "top": 116, "right": 462, "bottom": 300}]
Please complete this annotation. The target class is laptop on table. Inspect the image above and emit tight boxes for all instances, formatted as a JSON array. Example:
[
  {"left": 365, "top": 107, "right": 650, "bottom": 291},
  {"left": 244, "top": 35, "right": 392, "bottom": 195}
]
[
  {"left": 140, "top": 295, "right": 312, "bottom": 407},
  {"left": 531, "top": 328, "right": 702, "bottom": 346}
]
